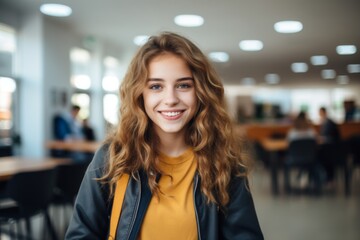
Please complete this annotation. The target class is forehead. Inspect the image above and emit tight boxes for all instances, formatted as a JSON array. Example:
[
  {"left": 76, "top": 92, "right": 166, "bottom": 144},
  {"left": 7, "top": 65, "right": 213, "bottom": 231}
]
[{"left": 148, "top": 53, "right": 191, "bottom": 77}]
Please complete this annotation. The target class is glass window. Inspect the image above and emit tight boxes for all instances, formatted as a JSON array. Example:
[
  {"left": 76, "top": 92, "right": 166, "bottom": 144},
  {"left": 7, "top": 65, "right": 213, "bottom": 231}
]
[
  {"left": 102, "top": 56, "right": 121, "bottom": 92},
  {"left": 71, "top": 93, "right": 90, "bottom": 120},
  {"left": 70, "top": 47, "right": 91, "bottom": 90},
  {"left": 0, "top": 23, "right": 17, "bottom": 144},
  {"left": 291, "top": 89, "right": 330, "bottom": 123},
  {"left": 103, "top": 93, "right": 119, "bottom": 125},
  {"left": 0, "top": 77, "right": 16, "bottom": 139},
  {"left": 0, "top": 23, "right": 16, "bottom": 76},
  {"left": 102, "top": 56, "right": 121, "bottom": 126}
]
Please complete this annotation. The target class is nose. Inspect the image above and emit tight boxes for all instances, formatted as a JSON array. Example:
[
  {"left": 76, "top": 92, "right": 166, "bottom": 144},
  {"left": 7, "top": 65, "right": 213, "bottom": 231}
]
[{"left": 164, "top": 88, "right": 180, "bottom": 106}]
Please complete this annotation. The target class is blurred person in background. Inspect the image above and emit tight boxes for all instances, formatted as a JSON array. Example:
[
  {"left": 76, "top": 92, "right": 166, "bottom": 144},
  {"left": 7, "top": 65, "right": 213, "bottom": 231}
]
[
  {"left": 52, "top": 105, "right": 87, "bottom": 161},
  {"left": 287, "top": 111, "right": 317, "bottom": 142},
  {"left": 82, "top": 118, "right": 96, "bottom": 141},
  {"left": 53, "top": 105, "right": 84, "bottom": 141},
  {"left": 318, "top": 107, "right": 340, "bottom": 188},
  {"left": 286, "top": 111, "right": 320, "bottom": 189},
  {"left": 318, "top": 107, "right": 340, "bottom": 144}
]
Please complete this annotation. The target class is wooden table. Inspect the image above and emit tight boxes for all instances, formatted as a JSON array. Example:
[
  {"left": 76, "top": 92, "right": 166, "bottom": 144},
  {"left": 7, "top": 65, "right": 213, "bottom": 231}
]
[
  {"left": 260, "top": 138, "right": 288, "bottom": 151},
  {"left": 0, "top": 157, "right": 71, "bottom": 181},
  {"left": 46, "top": 140, "right": 101, "bottom": 153}
]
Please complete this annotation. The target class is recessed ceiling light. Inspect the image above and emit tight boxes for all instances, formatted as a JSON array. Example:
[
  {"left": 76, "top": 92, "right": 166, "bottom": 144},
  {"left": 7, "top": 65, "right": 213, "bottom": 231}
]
[
  {"left": 239, "top": 40, "right": 263, "bottom": 51},
  {"left": 336, "top": 45, "right": 357, "bottom": 55},
  {"left": 40, "top": 4, "right": 72, "bottom": 17},
  {"left": 310, "top": 55, "right": 328, "bottom": 66},
  {"left": 174, "top": 15, "right": 204, "bottom": 27},
  {"left": 265, "top": 74, "right": 280, "bottom": 84},
  {"left": 347, "top": 64, "right": 360, "bottom": 73},
  {"left": 337, "top": 75, "right": 349, "bottom": 85},
  {"left": 291, "top": 62, "right": 308, "bottom": 73},
  {"left": 133, "top": 35, "right": 150, "bottom": 46},
  {"left": 274, "top": 21, "right": 303, "bottom": 33},
  {"left": 241, "top": 77, "right": 256, "bottom": 85},
  {"left": 208, "top": 52, "right": 229, "bottom": 62},
  {"left": 321, "top": 69, "right": 336, "bottom": 79}
]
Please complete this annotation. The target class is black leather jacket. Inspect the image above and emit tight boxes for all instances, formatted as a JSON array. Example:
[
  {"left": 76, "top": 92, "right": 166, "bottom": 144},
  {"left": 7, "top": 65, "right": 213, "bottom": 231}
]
[{"left": 65, "top": 145, "right": 264, "bottom": 240}]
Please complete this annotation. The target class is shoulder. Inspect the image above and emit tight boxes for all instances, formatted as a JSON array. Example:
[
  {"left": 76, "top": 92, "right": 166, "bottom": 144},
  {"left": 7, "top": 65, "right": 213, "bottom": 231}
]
[
  {"left": 228, "top": 174, "right": 249, "bottom": 196},
  {"left": 220, "top": 165, "right": 250, "bottom": 203},
  {"left": 86, "top": 144, "right": 110, "bottom": 176}
]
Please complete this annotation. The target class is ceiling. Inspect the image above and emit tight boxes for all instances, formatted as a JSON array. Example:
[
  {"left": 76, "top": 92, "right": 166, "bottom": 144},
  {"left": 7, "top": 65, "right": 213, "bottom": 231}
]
[{"left": 2, "top": 0, "right": 360, "bottom": 87}]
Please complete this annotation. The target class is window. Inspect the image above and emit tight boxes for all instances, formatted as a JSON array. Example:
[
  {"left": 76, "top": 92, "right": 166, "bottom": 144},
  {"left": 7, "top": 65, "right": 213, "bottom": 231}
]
[
  {"left": 70, "top": 47, "right": 92, "bottom": 120},
  {"left": 0, "top": 23, "right": 17, "bottom": 142},
  {"left": 103, "top": 93, "right": 119, "bottom": 125},
  {"left": 70, "top": 47, "right": 91, "bottom": 90},
  {"left": 291, "top": 89, "right": 330, "bottom": 123},
  {"left": 71, "top": 93, "right": 90, "bottom": 120},
  {"left": 0, "top": 23, "right": 16, "bottom": 76},
  {"left": 102, "top": 56, "right": 121, "bottom": 125}
]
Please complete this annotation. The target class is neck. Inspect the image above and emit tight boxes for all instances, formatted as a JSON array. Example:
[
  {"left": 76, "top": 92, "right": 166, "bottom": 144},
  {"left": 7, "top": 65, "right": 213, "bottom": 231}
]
[{"left": 156, "top": 131, "right": 189, "bottom": 157}]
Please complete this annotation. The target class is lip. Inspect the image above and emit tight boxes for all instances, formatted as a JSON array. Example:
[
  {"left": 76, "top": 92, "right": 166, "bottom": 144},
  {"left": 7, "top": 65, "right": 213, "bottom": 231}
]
[{"left": 158, "top": 110, "right": 185, "bottom": 120}]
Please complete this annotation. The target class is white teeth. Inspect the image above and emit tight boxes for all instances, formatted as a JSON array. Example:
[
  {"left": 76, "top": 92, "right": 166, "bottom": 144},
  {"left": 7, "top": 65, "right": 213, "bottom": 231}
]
[{"left": 162, "top": 111, "right": 181, "bottom": 117}]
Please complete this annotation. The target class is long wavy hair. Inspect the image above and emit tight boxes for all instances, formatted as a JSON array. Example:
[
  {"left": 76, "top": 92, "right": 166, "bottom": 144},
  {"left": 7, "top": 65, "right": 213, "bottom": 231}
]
[{"left": 101, "top": 32, "right": 249, "bottom": 207}]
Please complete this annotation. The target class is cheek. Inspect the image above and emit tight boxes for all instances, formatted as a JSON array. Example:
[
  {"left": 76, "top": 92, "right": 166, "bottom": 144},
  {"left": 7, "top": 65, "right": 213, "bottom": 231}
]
[
  {"left": 143, "top": 92, "right": 158, "bottom": 112},
  {"left": 186, "top": 92, "right": 198, "bottom": 113}
]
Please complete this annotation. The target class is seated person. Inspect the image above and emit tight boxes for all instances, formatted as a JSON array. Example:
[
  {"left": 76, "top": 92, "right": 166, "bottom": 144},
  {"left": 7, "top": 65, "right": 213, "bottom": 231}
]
[
  {"left": 318, "top": 107, "right": 340, "bottom": 144},
  {"left": 82, "top": 118, "right": 96, "bottom": 141},
  {"left": 52, "top": 105, "right": 88, "bottom": 162},
  {"left": 286, "top": 111, "right": 319, "bottom": 189},
  {"left": 318, "top": 107, "right": 341, "bottom": 187},
  {"left": 53, "top": 105, "right": 84, "bottom": 141},
  {"left": 287, "top": 111, "right": 317, "bottom": 142}
]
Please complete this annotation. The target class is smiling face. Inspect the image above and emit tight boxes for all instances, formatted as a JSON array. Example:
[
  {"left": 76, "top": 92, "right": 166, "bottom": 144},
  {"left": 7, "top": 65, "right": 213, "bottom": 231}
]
[{"left": 142, "top": 53, "right": 197, "bottom": 141}]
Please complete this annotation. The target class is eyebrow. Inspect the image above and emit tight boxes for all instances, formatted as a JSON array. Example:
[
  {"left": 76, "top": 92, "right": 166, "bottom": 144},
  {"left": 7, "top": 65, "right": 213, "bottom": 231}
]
[{"left": 147, "top": 77, "right": 194, "bottom": 82}]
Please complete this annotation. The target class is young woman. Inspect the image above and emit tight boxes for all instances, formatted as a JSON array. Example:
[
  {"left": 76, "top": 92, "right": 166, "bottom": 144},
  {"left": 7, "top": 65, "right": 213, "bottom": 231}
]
[{"left": 65, "top": 32, "right": 263, "bottom": 240}]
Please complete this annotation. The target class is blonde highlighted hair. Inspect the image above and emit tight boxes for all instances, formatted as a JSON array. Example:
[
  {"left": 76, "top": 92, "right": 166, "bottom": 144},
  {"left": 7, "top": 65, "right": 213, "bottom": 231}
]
[{"left": 102, "top": 32, "right": 249, "bottom": 207}]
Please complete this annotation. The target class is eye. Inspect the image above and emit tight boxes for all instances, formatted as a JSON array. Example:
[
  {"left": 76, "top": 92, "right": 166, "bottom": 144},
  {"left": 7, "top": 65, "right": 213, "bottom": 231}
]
[
  {"left": 177, "top": 83, "right": 193, "bottom": 89},
  {"left": 149, "top": 84, "right": 162, "bottom": 90}
]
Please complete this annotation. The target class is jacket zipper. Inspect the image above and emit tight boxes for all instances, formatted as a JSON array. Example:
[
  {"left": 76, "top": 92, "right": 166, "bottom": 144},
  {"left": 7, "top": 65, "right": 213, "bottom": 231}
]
[
  {"left": 193, "top": 174, "right": 202, "bottom": 240},
  {"left": 126, "top": 171, "right": 141, "bottom": 240}
]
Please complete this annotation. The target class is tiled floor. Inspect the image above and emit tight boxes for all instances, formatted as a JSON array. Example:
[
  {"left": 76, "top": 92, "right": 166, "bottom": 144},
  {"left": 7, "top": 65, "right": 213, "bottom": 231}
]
[
  {"left": 1, "top": 164, "right": 359, "bottom": 240},
  {"left": 251, "top": 164, "right": 360, "bottom": 240}
]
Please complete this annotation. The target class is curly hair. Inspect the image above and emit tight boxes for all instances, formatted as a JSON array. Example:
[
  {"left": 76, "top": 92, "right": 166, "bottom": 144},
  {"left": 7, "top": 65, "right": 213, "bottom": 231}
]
[{"left": 101, "top": 32, "right": 249, "bottom": 207}]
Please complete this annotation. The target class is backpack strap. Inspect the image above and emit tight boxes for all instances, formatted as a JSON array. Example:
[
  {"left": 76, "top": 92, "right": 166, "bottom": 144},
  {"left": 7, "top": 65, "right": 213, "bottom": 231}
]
[{"left": 108, "top": 173, "right": 130, "bottom": 240}]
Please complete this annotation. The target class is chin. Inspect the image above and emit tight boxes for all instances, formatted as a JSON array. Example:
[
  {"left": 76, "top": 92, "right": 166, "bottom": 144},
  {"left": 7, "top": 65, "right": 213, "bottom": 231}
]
[{"left": 158, "top": 126, "right": 185, "bottom": 134}]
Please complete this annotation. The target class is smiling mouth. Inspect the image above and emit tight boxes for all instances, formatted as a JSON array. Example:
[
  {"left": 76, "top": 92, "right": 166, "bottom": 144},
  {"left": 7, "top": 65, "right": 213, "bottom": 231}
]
[
  {"left": 161, "top": 111, "right": 182, "bottom": 117},
  {"left": 159, "top": 110, "right": 185, "bottom": 119}
]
